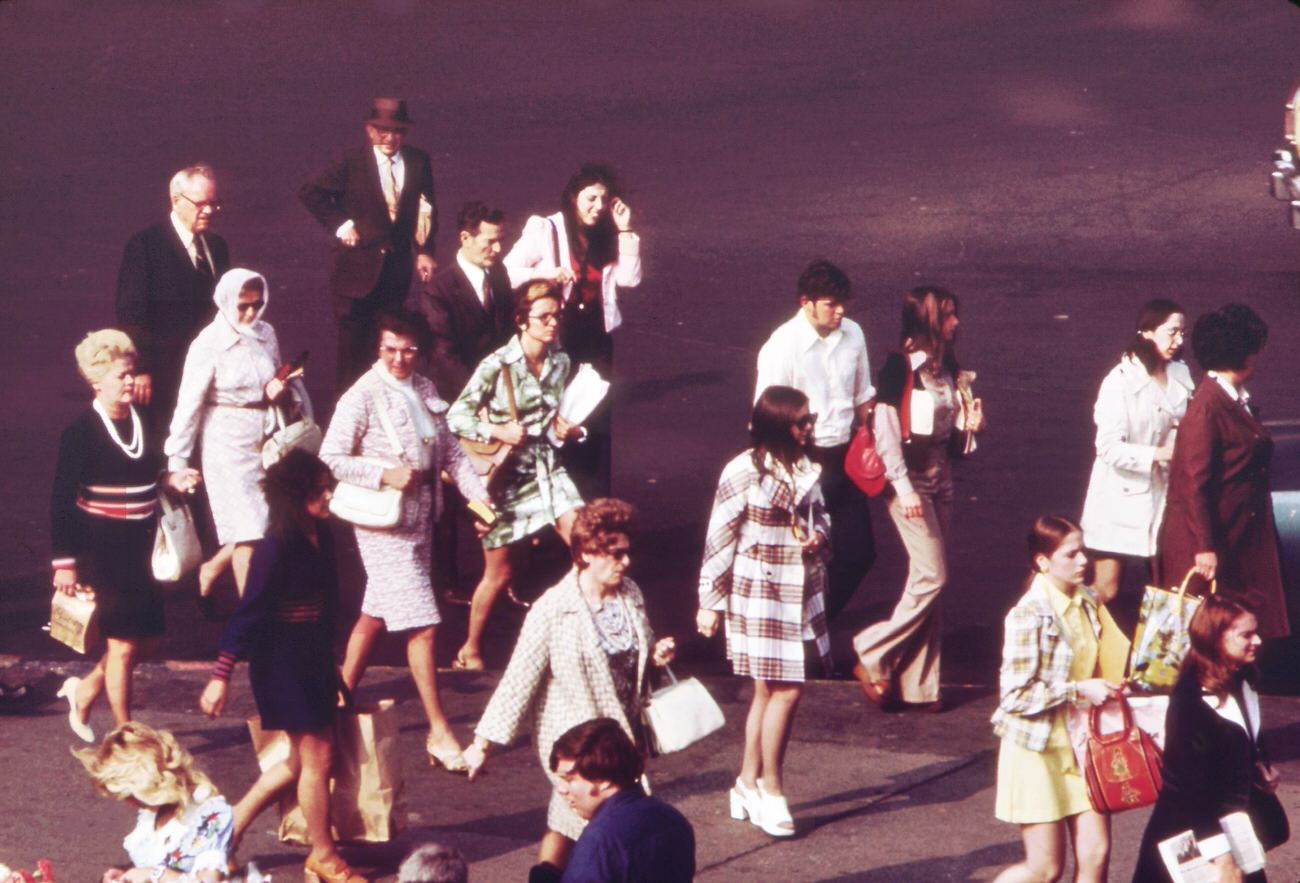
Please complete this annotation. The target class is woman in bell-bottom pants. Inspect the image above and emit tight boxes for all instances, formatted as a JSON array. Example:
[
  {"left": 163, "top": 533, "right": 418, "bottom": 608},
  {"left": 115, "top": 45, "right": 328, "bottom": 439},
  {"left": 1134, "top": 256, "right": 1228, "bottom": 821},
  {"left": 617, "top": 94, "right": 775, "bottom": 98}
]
[{"left": 851, "top": 286, "right": 982, "bottom": 711}]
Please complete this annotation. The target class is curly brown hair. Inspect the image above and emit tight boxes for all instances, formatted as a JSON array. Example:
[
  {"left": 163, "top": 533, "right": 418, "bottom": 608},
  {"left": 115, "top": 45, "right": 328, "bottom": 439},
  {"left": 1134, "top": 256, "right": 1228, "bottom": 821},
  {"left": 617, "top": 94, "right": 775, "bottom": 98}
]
[{"left": 569, "top": 498, "right": 635, "bottom": 569}]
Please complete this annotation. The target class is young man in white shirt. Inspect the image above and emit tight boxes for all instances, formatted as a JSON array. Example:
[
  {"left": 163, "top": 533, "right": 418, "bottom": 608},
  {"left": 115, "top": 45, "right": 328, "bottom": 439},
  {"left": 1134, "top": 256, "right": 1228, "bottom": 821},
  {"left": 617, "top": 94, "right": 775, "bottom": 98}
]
[{"left": 755, "top": 260, "right": 877, "bottom": 624}]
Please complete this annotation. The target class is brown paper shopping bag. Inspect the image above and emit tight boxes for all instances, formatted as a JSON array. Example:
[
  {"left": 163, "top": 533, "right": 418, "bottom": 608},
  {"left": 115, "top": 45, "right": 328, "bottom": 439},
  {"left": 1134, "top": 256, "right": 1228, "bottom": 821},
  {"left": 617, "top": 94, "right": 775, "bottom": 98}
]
[
  {"left": 47, "top": 591, "right": 100, "bottom": 654},
  {"left": 247, "top": 698, "right": 405, "bottom": 845}
]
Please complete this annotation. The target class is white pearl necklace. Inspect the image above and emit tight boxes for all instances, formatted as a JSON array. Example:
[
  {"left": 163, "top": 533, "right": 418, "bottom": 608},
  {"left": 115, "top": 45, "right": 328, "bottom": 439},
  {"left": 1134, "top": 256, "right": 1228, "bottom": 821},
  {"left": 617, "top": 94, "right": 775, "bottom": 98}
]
[{"left": 93, "top": 400, "right": 144, "bottom": 460}]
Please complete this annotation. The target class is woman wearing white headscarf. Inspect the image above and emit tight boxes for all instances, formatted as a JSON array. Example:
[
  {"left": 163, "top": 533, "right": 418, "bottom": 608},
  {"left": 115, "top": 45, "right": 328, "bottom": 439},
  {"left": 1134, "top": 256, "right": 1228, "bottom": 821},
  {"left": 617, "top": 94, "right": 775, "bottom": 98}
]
[{"left": 165, "top": 268, "right": 301, "bottom": 601}]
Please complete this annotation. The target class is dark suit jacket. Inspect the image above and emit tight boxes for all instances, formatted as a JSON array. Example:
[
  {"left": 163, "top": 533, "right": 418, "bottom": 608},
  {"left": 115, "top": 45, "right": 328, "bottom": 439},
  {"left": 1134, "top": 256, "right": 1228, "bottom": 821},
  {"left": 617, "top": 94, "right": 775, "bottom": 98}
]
[
  {"left": 1132, "top": 670, "right": 1284, "bottom": 882},
  {"left": 1159, "top": 376, "right": 1287, "bottom": 637},
  {"left": 420, "top": 261, "right": 516, "bottom": 400},
  {"left": 299, "top": 144, "right": 437, "bottom": 306},
  {"left": 114, "top": 220, "right": 230, "bottom": 385}
]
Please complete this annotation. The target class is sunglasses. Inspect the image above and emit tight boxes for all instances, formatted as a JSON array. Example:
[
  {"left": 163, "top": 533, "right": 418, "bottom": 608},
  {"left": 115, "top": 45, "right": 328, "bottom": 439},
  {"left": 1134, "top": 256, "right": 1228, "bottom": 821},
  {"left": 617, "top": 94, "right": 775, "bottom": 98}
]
[
  {"left": 796, "top": 413, "right": 818, "bottom": 429},
  {"left": 236, "top": 299, "right": 264, "bottom": 313}
]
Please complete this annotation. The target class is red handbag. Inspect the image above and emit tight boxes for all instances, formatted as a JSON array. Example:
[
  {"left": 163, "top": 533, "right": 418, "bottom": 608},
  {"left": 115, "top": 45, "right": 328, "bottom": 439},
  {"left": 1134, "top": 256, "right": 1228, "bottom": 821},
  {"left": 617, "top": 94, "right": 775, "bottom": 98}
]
[
  {"left": 1081, "top": 695, "right": 1163, "bottom": 814},
  {"left": 844, "top": 421, "right": 887, "bottom": 497}
]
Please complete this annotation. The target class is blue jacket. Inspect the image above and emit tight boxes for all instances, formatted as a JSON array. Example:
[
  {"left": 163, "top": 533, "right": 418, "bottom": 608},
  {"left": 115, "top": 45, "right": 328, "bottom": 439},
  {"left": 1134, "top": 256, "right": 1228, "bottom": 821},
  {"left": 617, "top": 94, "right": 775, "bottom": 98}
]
[{"left": 560, "top": 785, "right": 695, "bottom": 883}]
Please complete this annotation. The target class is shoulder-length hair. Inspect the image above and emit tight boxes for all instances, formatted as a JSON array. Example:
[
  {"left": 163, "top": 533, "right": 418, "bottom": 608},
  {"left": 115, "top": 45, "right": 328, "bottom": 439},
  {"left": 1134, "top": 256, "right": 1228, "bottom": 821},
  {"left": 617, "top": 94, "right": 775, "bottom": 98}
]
[
  {"left": 262, "top": 449, "right": 334, "bottom": 542},
  {"left": 76, "top": 721, "right": 216, "bottom": 812},
  {"left": 749, "top": 385, "right": 809, "bottom": 475},
  {"left": 900, "top": 286, "right": 959, "bottom": 375},
  {"left": 560, "top": 163, "right": 622, "bottom": 270},
  {"left": 1182, "top": 595, "right": 1257, "bottom": 699},
  {"left": 1124, "top": 298, "right": 1184, "bottom": 374}
]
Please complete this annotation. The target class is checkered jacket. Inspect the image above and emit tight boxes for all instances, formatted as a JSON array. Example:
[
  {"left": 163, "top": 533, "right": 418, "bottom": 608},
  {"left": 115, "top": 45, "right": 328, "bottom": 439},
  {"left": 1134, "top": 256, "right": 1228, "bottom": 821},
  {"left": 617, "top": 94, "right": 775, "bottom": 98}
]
[
  {"left": 990, "top": 575, "right": 1101, "bottom": 751},
  {"left": 698, "top": 451, "right": 832, "bottom": 682},
  {"left": 475, "top": 571, "right": 652, "bottom": 762}
]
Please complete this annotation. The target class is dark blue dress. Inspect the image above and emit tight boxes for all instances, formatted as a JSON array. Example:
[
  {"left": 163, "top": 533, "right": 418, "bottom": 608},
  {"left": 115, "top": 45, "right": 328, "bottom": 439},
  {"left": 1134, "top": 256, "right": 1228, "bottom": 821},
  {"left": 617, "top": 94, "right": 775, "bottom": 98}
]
[
  {"left": 213, "top": 527, "right": 339, "bottom": 732},
  {"left": 50, "top": 408, "right": 165, "bottom": 639}
]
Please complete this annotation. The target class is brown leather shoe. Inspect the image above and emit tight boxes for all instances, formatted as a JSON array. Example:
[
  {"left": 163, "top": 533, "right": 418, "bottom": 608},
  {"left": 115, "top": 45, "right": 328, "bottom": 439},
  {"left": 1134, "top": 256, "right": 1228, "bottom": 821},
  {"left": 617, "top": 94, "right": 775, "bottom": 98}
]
[
  {"left": 305, "top": 855, "right": 367, "bottom": 883},
  {"left": 851, "top": 663, "right": 896, "bottom": 708}
]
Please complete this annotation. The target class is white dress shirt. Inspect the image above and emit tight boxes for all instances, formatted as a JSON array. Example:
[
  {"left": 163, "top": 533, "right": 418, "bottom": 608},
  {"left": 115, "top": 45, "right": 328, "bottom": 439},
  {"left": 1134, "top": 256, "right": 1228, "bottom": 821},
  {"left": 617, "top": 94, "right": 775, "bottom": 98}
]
[
  {"left": 169, "top": 211, "right": 213, "bottom": 270},
  {"left": 1208, "top": 370, "right": 1251, "bottom": 410},
  {"left": 335, "top": 147, "right": 406, "bottom": 238},
  {"left": 755, "top": 310, "right": 875, "bottom": 447},
  {"left": 456, "top": 252, "right": 490, "bottom": 308}
]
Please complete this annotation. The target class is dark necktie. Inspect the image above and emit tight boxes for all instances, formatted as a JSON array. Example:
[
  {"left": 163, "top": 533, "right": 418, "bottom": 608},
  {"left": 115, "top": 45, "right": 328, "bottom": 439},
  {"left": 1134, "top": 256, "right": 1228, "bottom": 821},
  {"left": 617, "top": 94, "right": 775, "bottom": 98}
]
[
  {"left": 482, "top": 274, "right": 493, "bottom": 312},
  {"left": 194, "top": 237, "right": 212, "bottom": 278}
]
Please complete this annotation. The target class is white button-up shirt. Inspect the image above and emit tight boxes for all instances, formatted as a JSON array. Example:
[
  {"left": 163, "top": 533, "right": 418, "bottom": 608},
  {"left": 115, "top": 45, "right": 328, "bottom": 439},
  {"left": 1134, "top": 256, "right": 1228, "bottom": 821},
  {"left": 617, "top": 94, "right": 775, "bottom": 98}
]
[
  {"left": 456, "top": 252, "right": 490, "bottom": 308},
  {"left": 169, "top": 211, "right": 213, "bottom": 270},
  {"left": 335, "top": 147, "right": 406, "bottom": 238},
  {"left": 755, "top": 310, "right": 875, "bottom": 447}
]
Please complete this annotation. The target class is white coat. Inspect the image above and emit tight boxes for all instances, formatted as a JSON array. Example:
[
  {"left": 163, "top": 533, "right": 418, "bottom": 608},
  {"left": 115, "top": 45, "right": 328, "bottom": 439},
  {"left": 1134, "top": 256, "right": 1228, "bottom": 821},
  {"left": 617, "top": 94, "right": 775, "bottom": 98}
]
[
  {"left": 502, "top": 211, "right": 642, "bottom": 333},
  {"left": 1080, "top": 357, "right": 1194, "bottom": 557}
]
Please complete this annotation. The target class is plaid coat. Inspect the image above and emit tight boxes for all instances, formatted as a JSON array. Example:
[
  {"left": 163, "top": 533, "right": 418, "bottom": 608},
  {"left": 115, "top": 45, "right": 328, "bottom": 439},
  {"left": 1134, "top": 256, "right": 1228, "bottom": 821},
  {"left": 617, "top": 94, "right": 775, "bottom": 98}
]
[
  {"left": 990, "top": 575, "right": 1105, "bottom": 751},
  {"left": 699, "top": 451, "right": 832, "bottom": 682},
  {"left": 475, "top": 570, "right": 652, "bottom": 839}
]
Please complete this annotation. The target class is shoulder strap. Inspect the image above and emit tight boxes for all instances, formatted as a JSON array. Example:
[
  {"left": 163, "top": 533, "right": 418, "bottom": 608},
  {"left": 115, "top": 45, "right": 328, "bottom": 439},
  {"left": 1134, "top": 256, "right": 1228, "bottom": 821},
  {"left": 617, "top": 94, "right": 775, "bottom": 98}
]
[
  {"left": 373, "top": 389, "right": 406, "bottom": 464},
  {"left": 500, "top": 362, "right": 519, "bottom": 422}
]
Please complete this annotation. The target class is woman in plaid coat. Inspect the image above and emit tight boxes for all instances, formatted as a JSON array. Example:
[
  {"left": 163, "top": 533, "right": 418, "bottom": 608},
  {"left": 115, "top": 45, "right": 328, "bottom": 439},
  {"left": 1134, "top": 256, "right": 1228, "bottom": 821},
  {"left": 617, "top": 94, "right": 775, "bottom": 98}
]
[
  {"left": 990, "top": 515, "right": 1122, "bottom": 883},
  {"left": 697, "top": 386, "right": 832, "bottom": 838},
  {"left": 461, "top": 500, "right": 675, "bottom": 874}
]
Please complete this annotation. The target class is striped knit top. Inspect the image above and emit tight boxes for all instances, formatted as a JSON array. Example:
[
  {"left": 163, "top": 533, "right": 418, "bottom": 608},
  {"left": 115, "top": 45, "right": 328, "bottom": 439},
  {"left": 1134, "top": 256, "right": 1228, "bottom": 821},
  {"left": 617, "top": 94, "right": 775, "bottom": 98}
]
[{"left": 50, "top": 408, "right": 162, "bottom": 570}]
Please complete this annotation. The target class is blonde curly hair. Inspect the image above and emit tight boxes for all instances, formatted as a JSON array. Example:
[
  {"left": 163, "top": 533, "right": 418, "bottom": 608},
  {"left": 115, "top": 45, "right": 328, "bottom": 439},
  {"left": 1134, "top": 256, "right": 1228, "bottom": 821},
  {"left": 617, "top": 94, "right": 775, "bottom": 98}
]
[
  {"left": 75, "top": 721, "right": 216, "bottom": 811},
  {"left": 74, "top": 329, "right": 137, "bottom": 384}
]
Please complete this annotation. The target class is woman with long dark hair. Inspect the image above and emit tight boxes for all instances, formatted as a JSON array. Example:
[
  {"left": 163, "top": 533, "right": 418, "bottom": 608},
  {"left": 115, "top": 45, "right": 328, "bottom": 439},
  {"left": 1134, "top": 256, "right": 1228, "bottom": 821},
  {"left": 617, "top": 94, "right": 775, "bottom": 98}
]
[
  {"left": 1132, "top": 596, "right": 1286, "bottom": 882},
  {"left": 851, "top": 286, "right": 984, "bottom": 711},
  {"left": 991, "top": 515, "right": 1121, "bottom": 883},
  {"left": 1080, "top": 299, "right": 1191, "bottom": 615},
  {"left": 696, "top": 385, "right": 831, "bottom": 837},
  {"left": 502, "top": 163, "right": 642, "bottom": 497},
  {"left": 199, "top": 451, "right": 365, "bottom": 883}
]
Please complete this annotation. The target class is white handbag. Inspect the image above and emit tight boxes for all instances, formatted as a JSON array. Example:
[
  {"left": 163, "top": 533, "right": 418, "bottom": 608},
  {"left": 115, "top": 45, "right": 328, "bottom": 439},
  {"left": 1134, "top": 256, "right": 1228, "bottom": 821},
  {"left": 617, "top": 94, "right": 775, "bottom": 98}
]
[
  {"left": 329, "top": 461, "right": 404, "bottom": 528},
  {"left": 261, "top": 382, "right": 323, "bottom": 469},
  {"left": 329, "top": 397, "right": 406, "bottom": 529},
  {"left": 643, "top": 667, "right": 725, "bottom": 754},
  {"left": 152, "top": 493, "right": 202, "bottom": 582}
]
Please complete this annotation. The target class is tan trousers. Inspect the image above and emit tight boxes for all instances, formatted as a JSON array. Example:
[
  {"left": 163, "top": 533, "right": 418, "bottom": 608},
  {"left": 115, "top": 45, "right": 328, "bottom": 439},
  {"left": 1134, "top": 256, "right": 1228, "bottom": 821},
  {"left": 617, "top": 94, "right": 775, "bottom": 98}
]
[{"left": 853, "top": 468, "right": 953, "bottom": 703}]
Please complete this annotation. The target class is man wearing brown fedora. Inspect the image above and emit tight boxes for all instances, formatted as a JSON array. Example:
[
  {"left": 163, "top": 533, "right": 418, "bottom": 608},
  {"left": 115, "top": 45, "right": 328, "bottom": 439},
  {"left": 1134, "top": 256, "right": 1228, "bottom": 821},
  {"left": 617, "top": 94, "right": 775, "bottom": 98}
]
[{"left": 300, "top": 97, "right": 439, "bottom": 388}]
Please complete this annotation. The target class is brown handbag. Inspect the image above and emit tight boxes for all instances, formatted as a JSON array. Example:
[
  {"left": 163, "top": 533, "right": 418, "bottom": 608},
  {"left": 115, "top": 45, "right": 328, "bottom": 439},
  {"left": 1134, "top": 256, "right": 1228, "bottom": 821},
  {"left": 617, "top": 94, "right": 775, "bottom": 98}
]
[
  {"left": 1082, "top": 695, "right": 1163, "bottom": 814},
  {"left": 457, "top": 365, "right": 519, "bottom": 487}
]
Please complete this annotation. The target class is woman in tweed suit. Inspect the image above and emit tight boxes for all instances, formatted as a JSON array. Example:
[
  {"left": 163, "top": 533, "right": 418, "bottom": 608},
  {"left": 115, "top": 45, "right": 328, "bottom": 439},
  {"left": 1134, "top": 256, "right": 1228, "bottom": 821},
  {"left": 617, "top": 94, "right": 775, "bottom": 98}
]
[
  {"left": 447, "top": 282, "right": 587, "bottom": 671},
  {"left": 696, "top": 386, "right": 831, "bottom": 838},
  {"left": 990, "top": 515, "right": 1121, "bottom": 883},
  {"left": 461, "top": 499, "right": 675, "bottom": 874},
  {"left": 320, "top": 309, "right": 490, "bottom": 772}
]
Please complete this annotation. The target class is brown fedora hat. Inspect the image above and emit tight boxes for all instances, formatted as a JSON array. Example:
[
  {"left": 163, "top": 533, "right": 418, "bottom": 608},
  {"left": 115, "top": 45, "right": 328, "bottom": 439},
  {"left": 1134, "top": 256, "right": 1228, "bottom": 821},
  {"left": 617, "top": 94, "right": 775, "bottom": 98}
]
[{"left": 366, "top": 97, "right": 413, "bottom": 129}]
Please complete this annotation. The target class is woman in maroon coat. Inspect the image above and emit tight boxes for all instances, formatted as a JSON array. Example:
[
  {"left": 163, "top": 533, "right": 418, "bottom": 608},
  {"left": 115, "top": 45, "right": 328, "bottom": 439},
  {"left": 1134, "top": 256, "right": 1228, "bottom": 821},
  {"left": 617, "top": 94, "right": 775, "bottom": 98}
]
[{"left": 1159, "top": 304, "right": 1287, "bottom": 638}]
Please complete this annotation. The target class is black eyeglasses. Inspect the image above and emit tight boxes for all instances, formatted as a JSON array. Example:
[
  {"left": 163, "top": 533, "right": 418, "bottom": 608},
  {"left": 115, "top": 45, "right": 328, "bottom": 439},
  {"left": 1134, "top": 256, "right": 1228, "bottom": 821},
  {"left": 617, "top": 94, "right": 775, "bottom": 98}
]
[
  {"left": 380, "top": 345, "right": 419, "bottom": 357},
  {"left": 796, "top": 414, "right": 818, "bottom": 429},
  {"left": 178, "top": 193, "right": 223, "bottom": 212},
  {"left": 236, "top": 299, "right": 264, "bottom": 313}
]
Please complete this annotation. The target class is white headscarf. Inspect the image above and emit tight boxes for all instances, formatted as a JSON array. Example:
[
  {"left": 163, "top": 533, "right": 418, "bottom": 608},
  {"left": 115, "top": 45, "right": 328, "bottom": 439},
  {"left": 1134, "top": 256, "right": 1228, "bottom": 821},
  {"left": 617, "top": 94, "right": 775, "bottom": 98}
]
[{"left": 212, "top": 268, "right": 271, "bottom": 340}]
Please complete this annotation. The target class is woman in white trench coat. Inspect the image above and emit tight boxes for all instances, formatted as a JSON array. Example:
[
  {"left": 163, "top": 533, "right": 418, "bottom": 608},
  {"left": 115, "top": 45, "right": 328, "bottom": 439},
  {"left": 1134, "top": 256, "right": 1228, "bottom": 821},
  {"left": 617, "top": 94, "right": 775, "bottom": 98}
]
[
  {"left": 1079, "top": 299, "right": 1192, "bottom": 611},
  {"left": 165, "top": 268, "right": 302, "bottom": 602}
]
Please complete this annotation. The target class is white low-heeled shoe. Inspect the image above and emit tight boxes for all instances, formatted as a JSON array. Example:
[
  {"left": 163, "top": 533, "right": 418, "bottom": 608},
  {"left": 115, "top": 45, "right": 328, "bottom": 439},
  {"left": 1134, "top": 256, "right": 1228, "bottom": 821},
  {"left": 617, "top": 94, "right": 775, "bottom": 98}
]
[
  {"left": 728, "top": 778, "right": 762, "bottom": 826},
  {"left": 56, "top": 676, "right": 94, "bottom": 743},
  {"left": 756, "top": 781, "right": 795, "bottom": 837}
]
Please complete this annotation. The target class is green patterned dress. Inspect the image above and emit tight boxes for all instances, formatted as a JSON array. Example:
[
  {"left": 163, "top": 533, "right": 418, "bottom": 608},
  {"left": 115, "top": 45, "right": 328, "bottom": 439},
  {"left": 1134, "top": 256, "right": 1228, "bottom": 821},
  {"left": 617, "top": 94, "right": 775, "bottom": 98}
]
[{"left": 448, "top": 336, "right": 585, "bottom": 549}]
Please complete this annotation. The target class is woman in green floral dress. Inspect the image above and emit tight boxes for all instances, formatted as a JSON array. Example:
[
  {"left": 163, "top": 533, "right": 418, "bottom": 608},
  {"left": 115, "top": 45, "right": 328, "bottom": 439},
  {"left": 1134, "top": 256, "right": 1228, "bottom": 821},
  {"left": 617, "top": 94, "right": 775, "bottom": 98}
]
[{"left": 448, "top": 281, "right": 586, "bottom": 669}]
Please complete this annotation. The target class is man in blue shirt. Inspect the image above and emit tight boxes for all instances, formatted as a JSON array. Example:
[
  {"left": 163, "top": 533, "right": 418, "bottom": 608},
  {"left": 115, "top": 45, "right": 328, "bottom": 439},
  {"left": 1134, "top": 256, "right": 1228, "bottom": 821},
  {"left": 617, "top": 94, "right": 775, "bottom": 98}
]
[{"left": 548, "top": 718, "right": 695, "bottom": 883}]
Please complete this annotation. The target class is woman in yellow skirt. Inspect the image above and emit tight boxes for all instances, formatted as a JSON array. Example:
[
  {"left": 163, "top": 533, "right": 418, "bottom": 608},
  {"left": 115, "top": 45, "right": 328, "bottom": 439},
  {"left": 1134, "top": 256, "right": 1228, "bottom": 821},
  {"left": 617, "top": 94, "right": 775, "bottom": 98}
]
[{"left": 990, "top": 515, "right": 1122, "bottom": 883}]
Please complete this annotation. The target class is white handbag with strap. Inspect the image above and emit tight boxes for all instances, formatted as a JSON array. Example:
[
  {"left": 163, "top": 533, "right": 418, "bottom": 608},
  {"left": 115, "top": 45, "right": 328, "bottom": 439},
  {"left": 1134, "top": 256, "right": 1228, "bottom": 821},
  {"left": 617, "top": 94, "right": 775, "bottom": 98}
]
[
  {"left": 261, "top": 380, "right": 322, "bottom": 469},
  {"left": 643, "top": 666, "right": 725, "bottom": 754},
  {"left": 329, "top": 395, "right": 406, "bottom": 529},
  {"left": 152, "top": 492, "right": 202, "bottom": 582}
]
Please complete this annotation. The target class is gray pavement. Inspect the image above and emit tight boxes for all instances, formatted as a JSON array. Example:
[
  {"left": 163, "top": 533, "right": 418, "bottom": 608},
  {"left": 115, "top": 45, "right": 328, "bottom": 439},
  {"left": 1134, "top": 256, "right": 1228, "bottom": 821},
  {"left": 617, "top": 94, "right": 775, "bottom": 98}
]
[
  {"left": 4, "top": 661, "right": 1300, "bottom": 881},
  {"left": 5, "top": 1, "right": 1300, "bottom": 880}
]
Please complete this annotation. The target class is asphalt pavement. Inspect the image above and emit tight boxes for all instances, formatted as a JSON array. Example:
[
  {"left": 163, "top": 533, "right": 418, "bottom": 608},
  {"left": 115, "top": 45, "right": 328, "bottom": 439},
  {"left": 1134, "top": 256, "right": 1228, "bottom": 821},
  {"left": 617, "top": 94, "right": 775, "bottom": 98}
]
[{"left": 3, "top": 1, "right": 1300, "bottom": 879}]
